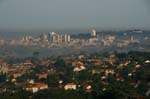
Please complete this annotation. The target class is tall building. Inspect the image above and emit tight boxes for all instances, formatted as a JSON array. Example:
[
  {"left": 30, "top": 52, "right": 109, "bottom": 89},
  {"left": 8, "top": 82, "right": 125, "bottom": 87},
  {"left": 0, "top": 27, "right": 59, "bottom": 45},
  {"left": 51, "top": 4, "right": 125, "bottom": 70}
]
[
  {"left": 91, "top": 29, "right": 97, "bottom": 37},
  {"left": 64, "top": 34, "right": 71, "bottom": 43},
  {"left": 48, "top": 32, "right": 54, "bottom": 42},
  {"left": 52, "top": 34, "right": 63, "bottom": 43},
  {"left": 40, "top": 33, "right": 48, "bottom": 42}
]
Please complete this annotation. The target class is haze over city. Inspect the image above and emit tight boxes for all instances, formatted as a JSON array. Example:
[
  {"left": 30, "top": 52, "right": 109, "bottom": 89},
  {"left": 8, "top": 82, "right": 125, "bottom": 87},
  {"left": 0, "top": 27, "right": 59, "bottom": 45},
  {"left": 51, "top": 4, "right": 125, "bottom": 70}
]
[
  {"left": 0, "top": 0, "right": 150, "bottom": 31},
  {"left": 0, "top": 1, "right": 150, "bottom": 99}
]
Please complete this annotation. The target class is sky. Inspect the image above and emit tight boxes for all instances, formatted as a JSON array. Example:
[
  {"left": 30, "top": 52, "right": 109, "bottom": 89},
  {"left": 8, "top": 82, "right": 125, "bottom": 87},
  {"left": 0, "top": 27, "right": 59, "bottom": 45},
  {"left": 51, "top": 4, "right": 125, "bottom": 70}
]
[{"left": 0, "top": 0, "right": 150, "bottom": 31}]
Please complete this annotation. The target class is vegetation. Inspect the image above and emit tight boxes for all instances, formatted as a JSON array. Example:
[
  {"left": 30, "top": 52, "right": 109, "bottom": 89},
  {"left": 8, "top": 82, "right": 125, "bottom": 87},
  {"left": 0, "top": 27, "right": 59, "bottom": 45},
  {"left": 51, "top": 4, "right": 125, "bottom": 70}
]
[{"left": 0, "top": 51, "right": 150, "bottom": 99}]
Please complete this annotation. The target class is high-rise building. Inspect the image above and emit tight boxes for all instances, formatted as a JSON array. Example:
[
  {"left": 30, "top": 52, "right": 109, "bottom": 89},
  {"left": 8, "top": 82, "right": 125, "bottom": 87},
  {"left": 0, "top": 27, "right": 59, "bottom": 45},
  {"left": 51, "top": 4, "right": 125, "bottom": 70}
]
[
  {"left": 91, "top": 29, "right": 97, "bottom": 37},
  {"left": 52, "top": 34, "right": 63, "bottom": 43},
  {"left": 48, "top": 32, "right": 58, "bottom": 42},
  {"left": 40, "top": 33, "right": 48, "bottom": 42},
  {"left": 64, "top": 34, "right": 71, "bottom": 43},
  {"left": 67, "top": 35, "right": 71, "bottom": 42}
]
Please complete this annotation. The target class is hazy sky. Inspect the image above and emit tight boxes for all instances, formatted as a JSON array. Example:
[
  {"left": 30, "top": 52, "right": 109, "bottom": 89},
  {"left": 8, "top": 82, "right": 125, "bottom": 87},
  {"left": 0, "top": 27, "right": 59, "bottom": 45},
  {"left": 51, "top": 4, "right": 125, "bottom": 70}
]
[{"left": 0, "top": 0, "right": 150, "bottom": 31}]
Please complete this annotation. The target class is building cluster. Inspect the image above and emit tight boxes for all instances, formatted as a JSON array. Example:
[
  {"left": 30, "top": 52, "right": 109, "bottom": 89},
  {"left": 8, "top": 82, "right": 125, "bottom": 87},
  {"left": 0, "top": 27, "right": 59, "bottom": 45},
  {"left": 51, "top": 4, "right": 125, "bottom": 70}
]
[
  {"left": 0, "top": 61, "right": 33, "bottom": 79},
  {"left": 20, "top": 30, "right": 98, "bottom": 47},
  {"left": 0, "top": 29, "right": 147, "bottom": 49},
  {"left": 0, "top": 32, "right": 71, "bottom": 48},
  {"left": 0, "top": 52, "right": 150, "bottom": 97}
]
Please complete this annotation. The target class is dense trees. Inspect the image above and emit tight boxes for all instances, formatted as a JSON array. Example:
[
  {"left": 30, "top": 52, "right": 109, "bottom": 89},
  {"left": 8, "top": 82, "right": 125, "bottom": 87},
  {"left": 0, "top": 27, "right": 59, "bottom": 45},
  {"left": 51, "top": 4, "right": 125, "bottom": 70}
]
[
  {"left": 0, "top": 51, "right": 150, "bottom": 99},
  {"left": 0, "top": 73, "right": 6, "bottom": 82},
  {"left": 0, "top": 90, "right": 31, "bottom": 99}
]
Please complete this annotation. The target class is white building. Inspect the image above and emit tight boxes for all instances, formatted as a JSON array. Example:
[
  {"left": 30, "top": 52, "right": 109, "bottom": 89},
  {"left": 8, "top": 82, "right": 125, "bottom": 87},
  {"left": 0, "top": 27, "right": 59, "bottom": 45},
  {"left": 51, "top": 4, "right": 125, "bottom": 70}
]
[
  {"left": 145, "top": 60, "right": 150, "bottom": 64},
  {"left": 64, "top": 34, "right": 71, "bottom": 43},
  {"left": 89, "top": 38, "right": 98, "bottom": 45},
  {"left": 64, "top": 83, "right": 77, "bottom": 90},
  {"left": 102, "top": 35, "right": 116, "bottom": 46},
  {"left": 91, "top": 29, "right": 97, "bottom": 37},
  {"left": 73, "top": 65, "right": 86, "bottom": 72}
]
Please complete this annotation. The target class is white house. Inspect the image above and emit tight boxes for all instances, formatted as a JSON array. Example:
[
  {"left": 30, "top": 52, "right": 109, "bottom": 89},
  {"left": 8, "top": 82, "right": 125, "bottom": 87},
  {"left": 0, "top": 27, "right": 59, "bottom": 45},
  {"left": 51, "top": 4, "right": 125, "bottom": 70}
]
[
  {"left": 73, "top": 66, "right": 86, "bottom": 72},
  {"left": 64, "top": 83, "right": 77, "bottom": 90}
]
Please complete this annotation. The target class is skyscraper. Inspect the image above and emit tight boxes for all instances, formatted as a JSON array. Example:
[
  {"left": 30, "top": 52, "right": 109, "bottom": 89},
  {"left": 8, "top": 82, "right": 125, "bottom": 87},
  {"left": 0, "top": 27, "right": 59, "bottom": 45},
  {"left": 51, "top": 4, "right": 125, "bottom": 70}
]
[
  {"left": 64, "top": 34, "right": 71, "bottom": 43},
  {"left": 91, "top": 29, "right": 97, "bottom": 38}
]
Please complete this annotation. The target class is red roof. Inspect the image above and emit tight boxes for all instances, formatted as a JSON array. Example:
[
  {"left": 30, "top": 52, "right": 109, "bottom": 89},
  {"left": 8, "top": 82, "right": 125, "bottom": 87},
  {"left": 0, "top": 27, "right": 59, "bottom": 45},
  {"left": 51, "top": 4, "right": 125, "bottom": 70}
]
[{"left": 35, "top": 83, "right": 48, "bottom": 88}]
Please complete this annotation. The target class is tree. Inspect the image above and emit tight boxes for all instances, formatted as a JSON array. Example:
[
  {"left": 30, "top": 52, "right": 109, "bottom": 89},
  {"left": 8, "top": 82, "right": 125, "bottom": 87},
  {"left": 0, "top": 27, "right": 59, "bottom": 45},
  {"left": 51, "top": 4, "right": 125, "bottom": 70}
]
[
  {"left": 33, "top": 51, "right": 40, "bottom": 58},
  {"left": 0, "top": 73, "right": 6, "bottom": 82},
  {"left": 54, "top": 57, "right": 66, "bottom": 72},
  {"left": 75, "top": 70, "right": 90, "bottom": 83},
  {"left": 47, "top": 74, "right": 60, "bottom": 87}
]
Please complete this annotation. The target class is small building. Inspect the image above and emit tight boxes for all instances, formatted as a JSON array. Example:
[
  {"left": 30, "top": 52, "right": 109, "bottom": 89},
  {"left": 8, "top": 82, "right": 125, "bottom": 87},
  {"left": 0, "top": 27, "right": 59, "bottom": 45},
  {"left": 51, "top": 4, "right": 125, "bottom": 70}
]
[
  {"left": 13, "top": 72, "right": 22, "bottom": 79},
  {"left": 145, "top": 60, "right": 150, "bottom": 64},
  {"left": 92, "top": 69, "right": 105, "bottom": 74},
  {"left": 38, "top": 73, "right": 48, "bottom": 79},
  {"left": 0, "top": 62, "right": 8, "bottom": 74},
  {"left": 25, "top": 83, "right": 48, "bottom": 93},
  {"left": 64, "top": 83, "right": 77, "bottom": 90},
  {"left": 105, "top": 69, "right": 115, "bottom": 76},
  {"left": 73, "top": 66, "right": 86, "bottom": 72},
  {"left": 85, "top": 85, "right": 92, "bottom": 93}
]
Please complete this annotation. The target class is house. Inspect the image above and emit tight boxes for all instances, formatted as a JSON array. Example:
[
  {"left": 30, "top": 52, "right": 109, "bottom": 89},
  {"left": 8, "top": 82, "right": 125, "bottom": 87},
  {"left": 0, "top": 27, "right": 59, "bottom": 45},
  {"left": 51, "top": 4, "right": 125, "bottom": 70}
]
[
  {"left": 128, "top": 73, "right": 132, "bottom": 77},
  {"left": 101, "top": 76, "right": 107, "bottom": 80},
  {"left": 92, "top": 69, "right": 105, "bottom": 74},
  {"left": 64, "top": 83, "right": 77, "bottom": 90},
  {"left": 25, "top": 83, "right": 48, "bottom": 93},
  {"left": 0, "top": 61, "right": 8, "bottom": 74},
  {"left": 38, "top": 73, "right": 48, "bottom": 79},
  {"left": 135, "top": 64, "right": 141, "bottom": 68},
  {"left": 72, "top": 61, "right": 84, "bottom": 67},
  {"left": 13, "top": 72, "right": 22, "bottom": 79},
  {"left": 85, "top": 85, "right": 92, "bottom": 93},
  {"left": 73, "top": 65, "right": 86, "bottom": 72},
  {"left": 105, "top": 69, "right": 115, "bottom": 76},
  {"left": 73, "top": 60, "right": 86, "bottom": 72},
  {"left": 145, "top": 60, "right": 150, "bottom": 64},
  {"left": 116, "top": 77, "right": 124, "bottom": 82},
  {"left": 28, "top": 79, "right": 35, "bottom": 84}
]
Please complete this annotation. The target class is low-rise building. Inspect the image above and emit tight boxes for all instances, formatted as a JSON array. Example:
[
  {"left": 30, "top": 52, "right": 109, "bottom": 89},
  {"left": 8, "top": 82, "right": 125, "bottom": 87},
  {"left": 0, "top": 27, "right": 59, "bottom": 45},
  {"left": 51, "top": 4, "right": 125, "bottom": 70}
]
[
  {"left": 25, "top": 83, "right": 48, "bottom": 93},
  {"left": 38, "top": 73, "right": 48, "bottom": 79},
  {"left": 64, "top": 83, "right": 77, "bottom": 90},
  {"left": 73, "top": 66, "right": 86, "bottom": 72}
]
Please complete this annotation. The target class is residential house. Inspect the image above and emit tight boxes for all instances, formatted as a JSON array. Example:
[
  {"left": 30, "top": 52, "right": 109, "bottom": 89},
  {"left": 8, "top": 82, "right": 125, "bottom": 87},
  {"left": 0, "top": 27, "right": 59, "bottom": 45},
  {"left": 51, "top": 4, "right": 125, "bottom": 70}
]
[
  {"left": 25, "top": 83, "right": 48, "bottom": 93},
  {"left": 64, "top": 83, "right": 77, "bottom": 90}
]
